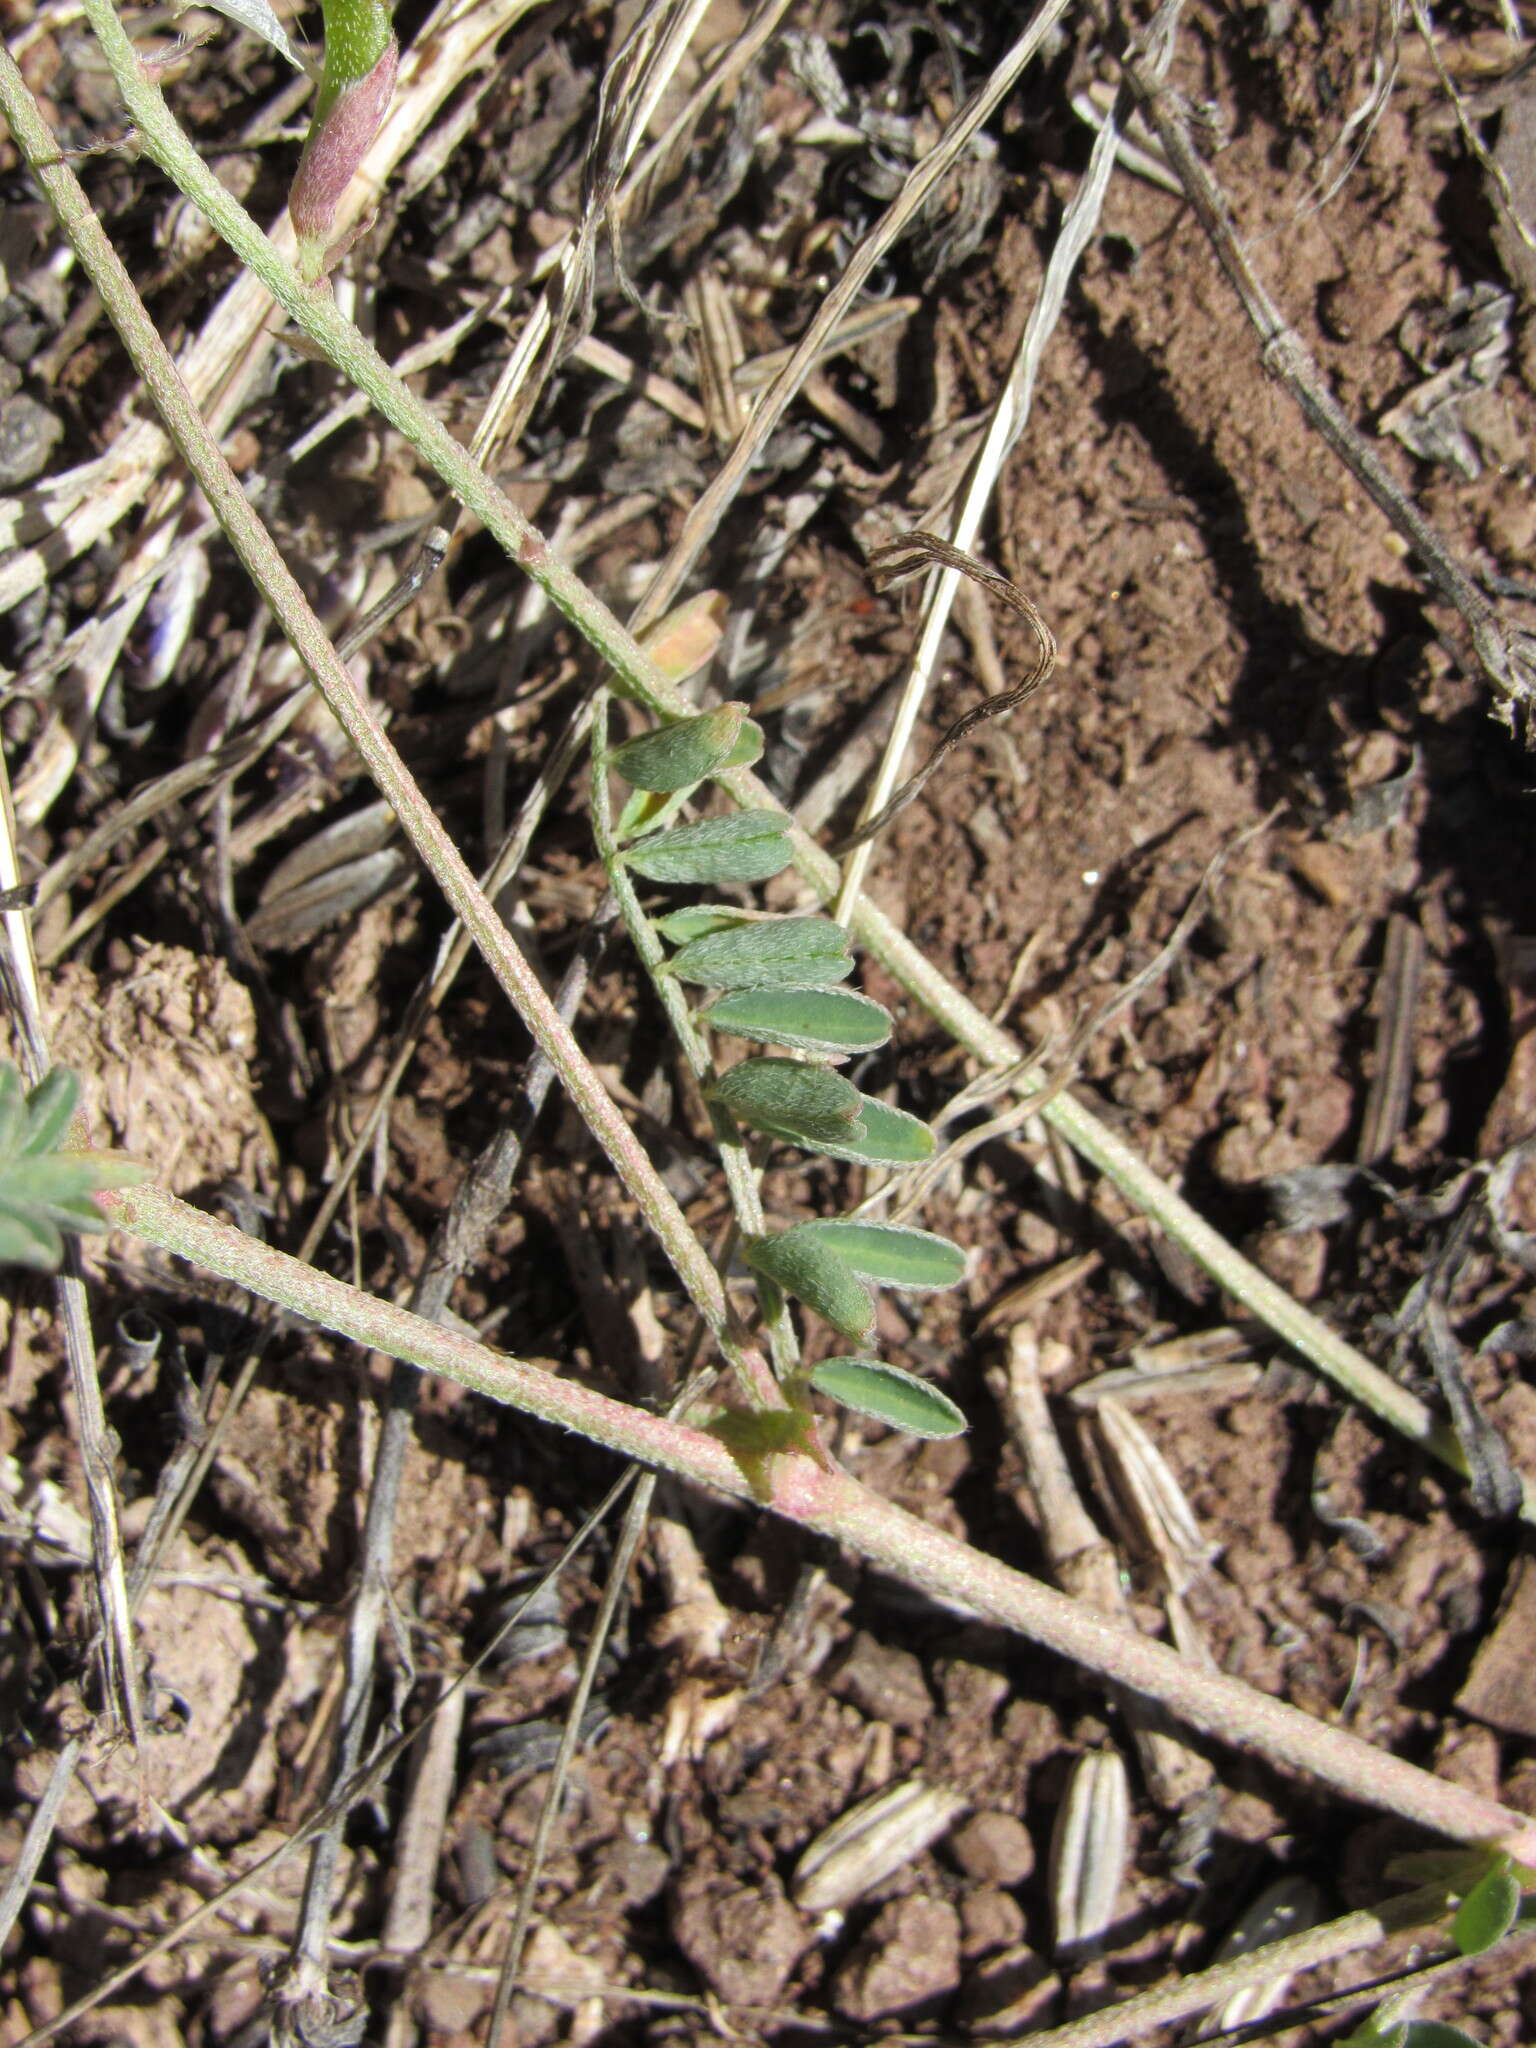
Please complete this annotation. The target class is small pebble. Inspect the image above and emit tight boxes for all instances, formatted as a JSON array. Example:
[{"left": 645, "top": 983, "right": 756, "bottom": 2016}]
[
  {"left": 950, "top": 1810, "right": 1035, "bottom": 1886},
  {"left": 0, "top": 392, "right": 63, "bottom": 487},
  {"left": 829, "top": 1630, "right": 933, "bottom": 1729}
]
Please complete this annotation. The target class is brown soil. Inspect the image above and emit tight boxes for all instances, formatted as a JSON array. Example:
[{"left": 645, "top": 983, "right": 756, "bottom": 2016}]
[{"left": 2, "top": 2, "right": 1536, "bottom": 2045}]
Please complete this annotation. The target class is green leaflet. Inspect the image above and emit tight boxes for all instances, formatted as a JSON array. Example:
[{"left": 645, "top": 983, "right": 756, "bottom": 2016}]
[
  {"left": 653, "top": 905, "right": 760, "bottom": 945},
  {"left": 1452, "top": 1865, "right": 1520, "bottom": 1957},
  {"left": 808, "top": 1095, "right": 935, "bottom": 1168},
  {"left": 746, "top": 1229, "right": 875, "bottom": 1342},
  {"left": 1384, "top": 1850, "right": 1517, "bottom": 1889},
  {"left": 702, "top": 986, "right": 893, "bottom": 1056},
  {"left": 614, "top": 784, "right": 688, "bottom": 842},
  {"left": 13, "top": 1067, "right": 77, "bottom": 1155},
  {"left": 1337, "top": 2021, "right": 1409, "bottom": 2048},
  {"left": 710, "top": 1059, "right": 863, "bottom": 1145},
  {"left": 624, "top": 811, "right": 793, "bottom": 886},
  {"left": 0, "top": 1065, "right": 147, "bottom": 1271},
  {"left": 609, "top": 705, "right": 749, "bottom": 792},
  {"left": 809, "top": 1358, "right": 966, "bottom": 1440},
  {"left": 1341, "top": 2014, "right": 1485, "bottom": 2048},
  {"left": 790, "top": 1221, "right": 966, "bottom": 1291},
  {"left": 200, "top": 0, "right": 310, "bottom": 71},
  {"left": 720, "top": 721, "right": 765, "bottom": 770},
  {"left": 668, "top": 916, "right": 854, "bottom": 990}
]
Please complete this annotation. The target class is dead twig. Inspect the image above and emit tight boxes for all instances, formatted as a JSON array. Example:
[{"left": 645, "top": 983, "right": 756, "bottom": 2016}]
[
  {"left": 1357, "top": 912, "right": 1425, "bottom": 1166},
  {"left": 833, "top": 533, "right": 1057, "bottom": 854},
  {"left": 286, "top": 901, "right": 619, "bottom": 1994}
]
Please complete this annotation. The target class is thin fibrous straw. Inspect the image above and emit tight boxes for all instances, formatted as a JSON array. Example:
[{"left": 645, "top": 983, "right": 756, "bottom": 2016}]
[
  {"left": 627, "top": 0, "right": 1074, "bottom": 641},
  {"left": 483, "top": 1476, "right": 657, "bottom": 2048},
  {"left": 833, "top": 66, "right": 1133, "bottom": 924},
  {"left": 3, "top": 0, "right": 532, "bottom": 815},
  {"left": 287, "top": 912, "right": 617, "bottom": 1989},
  {"left": 0, "top": 744, "right": 140, "bottom": 1745},
  {"left": 457, "top": 0, "right": 720, "bottom": 470},
  {"left": 6, "top": 1458, "right": 649, "bottom": 2048}
]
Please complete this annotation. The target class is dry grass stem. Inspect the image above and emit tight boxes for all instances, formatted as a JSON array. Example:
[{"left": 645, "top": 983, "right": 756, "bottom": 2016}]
[
  {"left": 832, "top": 67, "right": 1126, "bottom": 916},
  {"left": 629, "top": 0, "right": 1073, "bottom": 639}
]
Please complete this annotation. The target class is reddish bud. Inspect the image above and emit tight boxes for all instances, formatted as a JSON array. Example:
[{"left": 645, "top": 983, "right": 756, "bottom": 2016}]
[{"left": 289, "top": 33, "right": 398, "bottom": 281}]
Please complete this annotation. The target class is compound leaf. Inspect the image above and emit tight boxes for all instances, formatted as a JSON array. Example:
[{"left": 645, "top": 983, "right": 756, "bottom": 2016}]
[{"left": 0, "top": 1065, "right": 147, "bottom": 1271}]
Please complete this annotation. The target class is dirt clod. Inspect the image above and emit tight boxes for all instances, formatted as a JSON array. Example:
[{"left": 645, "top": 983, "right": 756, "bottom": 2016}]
[
  {"left": 831, "top": 1895, "right": 963, "bottom": 2020},
  {"left": 1457, "top": 1553, "right": 1536, "bottom": 1739},
  {"left": 829, "top": 1629, "right": 934, "bottom": 1729},
  {"left": 669, "top": 1872, "right": 807, "bottom": 2008}
]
